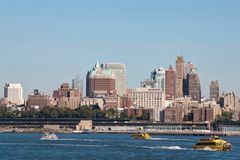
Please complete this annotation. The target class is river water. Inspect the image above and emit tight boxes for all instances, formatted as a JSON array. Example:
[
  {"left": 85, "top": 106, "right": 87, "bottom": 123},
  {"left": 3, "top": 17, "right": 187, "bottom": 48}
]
[{"left": 0, "top": 133, "right": 239, "bottom": 160}]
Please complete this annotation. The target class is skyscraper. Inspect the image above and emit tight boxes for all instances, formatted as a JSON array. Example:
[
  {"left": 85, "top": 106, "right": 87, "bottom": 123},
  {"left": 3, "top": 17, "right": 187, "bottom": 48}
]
[
  {"left": 165, "top": 65, "right": 176, "bottom": 100},
  {"left": 187, "top": 69, "right": 201, "bottom": 103},
  {"left": 151, "top": 67, "right": 165, "bottom": 92},
  {"left": 72, "top": 75, "right": 83, "bottom": 96},
  {"left": 210, "top": 81, "right": 219, "bottom": 101},
  {"left": 105, "top": 63, "right": 127, "bottom": 96},
  {"left": 184, "top": 61, "right": 196, "bottom": 78},
  {"left": 86, "top": 61, "right": 116, "bottom": 98},
  {"left": 175, "top": 56, "right": 185, "bottom": 98},
  {"left": 4, "top": 83, "right": 24, "bottom": 105}
]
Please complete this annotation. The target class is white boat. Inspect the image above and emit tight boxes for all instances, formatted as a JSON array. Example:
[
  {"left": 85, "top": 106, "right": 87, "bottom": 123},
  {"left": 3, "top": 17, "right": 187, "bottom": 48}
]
[
  {"left": 40, "top": 132, "right": 59, "bottom": 140},
  {"left": 72, "top": 130, "right": 83, "bottom": 134}
]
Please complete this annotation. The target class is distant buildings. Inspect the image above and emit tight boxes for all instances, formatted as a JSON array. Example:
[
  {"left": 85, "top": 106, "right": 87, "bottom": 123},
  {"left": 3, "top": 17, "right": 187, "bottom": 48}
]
[
  {"left": 193, "top": 101, "right": 222, "bottom": 123},
  {"left": 210, "top": 81, "right": 219, "bottom": 101},
  {"left": 27, "top": 89, "right": 54, "bottom": 108},
  {"left": 105, "top": 63, "right": 127, "bottom": 96},
  {"left": 219, "top": 92, "right": 240, "bottom": 112},
  {"left": 187, "top": 69, "right": 201, "bottom": 103},
  {"left": 184, "top": 61, "right": 196, "bottom": 78},
  {"left": 163, "top": 98, "right": 222, "bottom": 123},
  {"left": 175, "top": 56, "right": 185, "bottom": 98},
  {"left": 141, "top": 79, "right": 154, "bottom": 88},
  {"left": 4, "top": 83, "right": 24, "bottom": 105},
  {"left": 81, "top": 97, "right": 104, "bottom": 109},
  {"left": 163, "top": 106, "right": 184, "bottom": 122},
  {"left": 130, "top": 87, "right": 165, "bottom": 110},
  {"left": 53, "top": 83, "right": 81, "bottom": 109},
  {"left": 86, "top": 61, "right": 116, "bottom": 98},
  {"left": 165, "top": 65, "right": 176, "bottom": 100},
  {"left": 72, "top": 75, "right": 83, "bottom": 97},
  {"left": 151, "top": 67, "right": 165, "bottom": 92}
]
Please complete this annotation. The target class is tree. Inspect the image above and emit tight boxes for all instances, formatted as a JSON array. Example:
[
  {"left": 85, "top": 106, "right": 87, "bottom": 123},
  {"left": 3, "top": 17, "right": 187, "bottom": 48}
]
[
  {"left": 120, "top": 111, "right": 128, "bottom": 119},
  {"left": 215, "top": 111, "right": 234, "bottom": 123},
  {"left": 106, "top": 108, "right": 116, "bottom": 118},
  {"left": 75, "top": 105, "right": 94, "bottom": 118},
  {"left": 137, "top": 110, "right": 149, "bottom": 121}
]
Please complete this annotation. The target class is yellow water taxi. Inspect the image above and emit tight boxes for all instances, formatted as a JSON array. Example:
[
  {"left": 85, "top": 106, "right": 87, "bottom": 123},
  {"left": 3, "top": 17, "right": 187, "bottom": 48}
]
[
  {"left": 193, "top": 136, "right": 232, "bottom": 151},
  {"left": 131, "top": 133, "right": 151, "bottom": 140}
]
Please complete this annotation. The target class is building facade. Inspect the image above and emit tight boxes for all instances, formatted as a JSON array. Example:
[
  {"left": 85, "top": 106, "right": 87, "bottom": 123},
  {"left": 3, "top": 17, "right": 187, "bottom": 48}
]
[
  {"left": 53, "top": 83, "right": 81, "bottom": 109},
  {"left": 105, "top": 63, "right": 127, "bottom": 96},
  {"left": 219, "top": 92, "right": 240, "bottom": 112},
  {"left": 141, "top": 79, "right": 155, "bottom": 88},
  {"left": 86, "top": 61, "right": 116, "bottom": 98},
  {"left": 72, "top": 75, "right": 83, "bottom": 97},
  {"left": 151, "top": 67, "right": 165, "bottom": 92},
  {"left": 187, "top": 69, "right": 201, "bottom": 103},
  {"left": 193, "top": 101, "right": 222, "bottom": 122},
  {"left": 4, "top": 83, "right": 24, "bottom": 105},
  {"left": 210, "top": 81, "right": 219, "bottom": 101},
  {"left": 27, "top": 89, "right": 54, "bottom": 108},
  {"left": 165, "top": 65, "right": 176, "bottom": 100},
  {"left": 130, "top": 88, "right": 165, "bottom": 110},
  {"left": 175, "top": 56, "right": 185, "bottom": 98}
]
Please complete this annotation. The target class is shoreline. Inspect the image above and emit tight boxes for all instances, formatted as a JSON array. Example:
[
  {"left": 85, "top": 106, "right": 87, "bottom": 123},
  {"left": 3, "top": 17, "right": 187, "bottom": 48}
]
[{"left": 1, "top": 128, "right": 240, "bottom": 136}]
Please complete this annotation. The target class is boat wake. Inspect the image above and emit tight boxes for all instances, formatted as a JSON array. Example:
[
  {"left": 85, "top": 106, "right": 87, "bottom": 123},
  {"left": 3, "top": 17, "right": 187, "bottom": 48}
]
[
  {"left": 120, "top": 145, "right": 188, "bottom": 151},
  {"left": 195, "top": 147, "right": 217, "bottom": 152},
  {"left": 159, "top": 146, "right": 187, "bottom": 150},
  {"left": 0, "top": 142, "right": 110, "bottom": 148},
  {"left": 58, "top": 138, "right": 104, "bottom": 142},
  {"left": 150, "top": 138, "right": 194, "bottom": 142}
]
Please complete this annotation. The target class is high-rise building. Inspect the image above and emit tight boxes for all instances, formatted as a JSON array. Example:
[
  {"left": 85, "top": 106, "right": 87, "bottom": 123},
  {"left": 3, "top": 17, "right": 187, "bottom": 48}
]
[
  {"left": 105, "top": 63, "right": 127, "bottom": 96},
  {"left": 165, "top": 65, "right": 176, "bottom": 100},
  {"left": 187, "top": 69, "right": 201, "bottom": 103},
  {"left": 72, "top": 75, "right": 83, "bottom": 96},
  {"left": 175, "top": 56, "right": 185, "bottom": 98},
  {"left": 4, "top": 83, "right": 24, "bottom": 105},
  {"left": 210, "top": 81, "right": 219, "bottom": 101},
  {"left": 151, "top": 67, "right": 165, "bottom": 92},
  {"left": 86, "top": 61, "right": 116, "bottom": 98},
  {"left": 184, "top": 61, "right": 196, "bottom": 78},
  {"left": 183, "top": 61, "right": 196, "bottom": 96}
]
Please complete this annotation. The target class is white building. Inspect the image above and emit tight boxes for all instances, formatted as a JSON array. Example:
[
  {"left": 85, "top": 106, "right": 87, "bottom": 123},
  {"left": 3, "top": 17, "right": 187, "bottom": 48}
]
[
  {"left": 105, "top": 63, "right": 127, "bottom": 96},
  {"left": 151, "top": 67, "right": 165, "bottom": 92},
  {"left": 130, "top": 87, "right": 165, "bottom": 110},
  {"left": 4, "top": 83, "right": 24, "bottom": 105}
]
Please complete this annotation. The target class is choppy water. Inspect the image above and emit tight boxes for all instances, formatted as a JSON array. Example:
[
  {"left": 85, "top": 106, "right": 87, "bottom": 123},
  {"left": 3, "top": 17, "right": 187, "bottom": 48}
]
[{"left": 0, "top": 133, "right": 239, "bottom": 160}]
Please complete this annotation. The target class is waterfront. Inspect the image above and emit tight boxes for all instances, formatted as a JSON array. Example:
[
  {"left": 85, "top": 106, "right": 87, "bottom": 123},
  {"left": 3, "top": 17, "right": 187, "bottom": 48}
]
[{"left": 0, "top": 133, "right": 239, "bottom": 160}]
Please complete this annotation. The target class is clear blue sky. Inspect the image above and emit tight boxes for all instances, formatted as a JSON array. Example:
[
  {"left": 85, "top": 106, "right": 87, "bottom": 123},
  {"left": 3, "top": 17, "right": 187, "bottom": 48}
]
[{"left": 0, "top": 0, "right": 240, "bottom": 98}]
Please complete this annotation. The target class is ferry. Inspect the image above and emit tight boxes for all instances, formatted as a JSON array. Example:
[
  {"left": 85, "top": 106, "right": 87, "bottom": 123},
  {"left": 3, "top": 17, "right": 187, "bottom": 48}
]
[
  {"left": 40, "top": 132, "right": 59, "bottom": 140},
  {"left": 193, "top": 136, "right": 232, "bottom": 151},
  {"left": 131, "top": 133, "right": 151, "bottom": 140}
]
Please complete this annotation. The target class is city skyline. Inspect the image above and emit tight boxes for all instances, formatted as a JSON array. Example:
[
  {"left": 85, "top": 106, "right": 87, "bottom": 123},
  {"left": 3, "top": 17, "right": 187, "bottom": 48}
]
[{"left": 1, "top": 1, "right": 240, "bottom": 97}]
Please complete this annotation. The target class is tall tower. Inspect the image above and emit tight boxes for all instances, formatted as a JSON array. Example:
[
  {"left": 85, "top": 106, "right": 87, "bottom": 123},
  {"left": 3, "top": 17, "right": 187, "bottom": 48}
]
[
  {"left": 86, "top": 61, "right": 116, "bottom": 98},
  {"left": 184, "top": 61, "right": 196, "bottom": 78},
  {"left": 165, "top": 65, "right": 176, "bottom": 100},
  {"left": 210, "top": 81, "right": 219, "bottom": 101},
  {"left": 151, "top": 67, "right": 165, "bottom": 92},
  {"left": 187, "top": 69, "right": 201, "bottom": 103},
  {"left": 72, "top": 75, "right": 83, "bottom": 96},
  {"left": 105, "top": 63, "right": 127, "bottom": 96},
  {"left": 4, "top": 83, "right": 24, "bottom": 105},
  {"left": 175, "top": 56, "right": 185, "bottom": 98}
]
